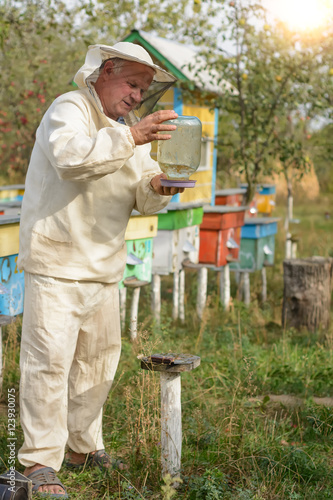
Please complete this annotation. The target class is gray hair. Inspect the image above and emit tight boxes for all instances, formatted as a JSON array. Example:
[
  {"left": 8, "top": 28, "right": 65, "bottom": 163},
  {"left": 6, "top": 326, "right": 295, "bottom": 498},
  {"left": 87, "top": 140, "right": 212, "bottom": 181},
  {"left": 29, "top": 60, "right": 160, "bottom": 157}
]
[{"left": 99, "top": 57, "right": 126, "bottom": 75}]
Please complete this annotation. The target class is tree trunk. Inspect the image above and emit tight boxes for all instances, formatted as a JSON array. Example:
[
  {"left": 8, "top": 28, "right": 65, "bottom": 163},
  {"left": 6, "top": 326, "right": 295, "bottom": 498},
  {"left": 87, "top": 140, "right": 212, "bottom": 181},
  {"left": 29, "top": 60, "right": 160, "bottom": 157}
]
[
  {"left": 282, "top": 257, "right": 333, "bottom": 332},
  {"left": 285, "top": 179, "right": 293, "bottom": 259}
]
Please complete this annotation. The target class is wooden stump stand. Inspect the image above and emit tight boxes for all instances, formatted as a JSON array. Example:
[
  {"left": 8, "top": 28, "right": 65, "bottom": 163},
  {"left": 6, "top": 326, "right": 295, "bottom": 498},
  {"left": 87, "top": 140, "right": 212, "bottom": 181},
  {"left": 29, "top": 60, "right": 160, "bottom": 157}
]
[
  {"left": 140, "top": 353, "right": 200, "bottom": 479},
  {"left": 282, "top": 257, "right": 333, "bottom": 332}
]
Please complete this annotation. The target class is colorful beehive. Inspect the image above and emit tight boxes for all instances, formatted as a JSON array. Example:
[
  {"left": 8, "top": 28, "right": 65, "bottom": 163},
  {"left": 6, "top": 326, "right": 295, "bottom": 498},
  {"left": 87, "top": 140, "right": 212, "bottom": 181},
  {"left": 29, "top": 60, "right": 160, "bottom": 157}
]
[
  {"left": 123, "top": 30, "right": 234, "bottom": 207},
  {"left": 0, "top": 184, "right": 25, "bottom": 202},
  {"left": 119, "top": 212, "right": 158, "bottom": 288},
  {"left": 0, "top": 200, "right": 22, "bottom": 216},
  {"left": 199, "top": 206, "right": 247, "bottom": 267},
  {"left": 229, "top": 217, "right": 280, "bottom": 272},
  {"left": 240, "top": 184, "right": 276, "bottom": 217},
  {"left": 215, "top": 188, "right": 246, "bottom": 207},
  {"left": 255, "top": 184, "right": 276, "bottom": 216},
  {"left": 0, "top": 215, "right": 24, "bottom": 316},
  {"left": 152, "top": 202, "right": 204, "bottom": 275}
]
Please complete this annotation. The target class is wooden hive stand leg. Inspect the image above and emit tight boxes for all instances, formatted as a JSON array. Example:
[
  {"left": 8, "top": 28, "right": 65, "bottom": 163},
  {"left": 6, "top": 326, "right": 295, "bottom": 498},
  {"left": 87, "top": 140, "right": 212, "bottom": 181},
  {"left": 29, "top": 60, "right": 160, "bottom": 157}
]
[
  {"left": 130, "top": 287, "right": 141, "bottom": 341},
  {"left": 119, "top": 288, "right": 127, "bottom": 331},
  {"left": 151, "top": 273, "right": 161, "bottom": 325},
  {"left": 196, "top": 267, "right": 208, "bottom": 319},
  {"left": 172, "top": 270, "right": 179, "bottom": 321},
  {"left": 219, "top": 264, "right": 230, "bottom": 311},
  {"left": 179, "top": 269, "right": 185, "bottom": 324}
]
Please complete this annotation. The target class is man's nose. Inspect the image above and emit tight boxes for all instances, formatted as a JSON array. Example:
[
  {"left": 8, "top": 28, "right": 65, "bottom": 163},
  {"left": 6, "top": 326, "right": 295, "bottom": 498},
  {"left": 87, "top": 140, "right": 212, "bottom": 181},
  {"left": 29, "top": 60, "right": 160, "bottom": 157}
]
[{"left": 130, "top": 88, "right": 142, "bottom": 103}]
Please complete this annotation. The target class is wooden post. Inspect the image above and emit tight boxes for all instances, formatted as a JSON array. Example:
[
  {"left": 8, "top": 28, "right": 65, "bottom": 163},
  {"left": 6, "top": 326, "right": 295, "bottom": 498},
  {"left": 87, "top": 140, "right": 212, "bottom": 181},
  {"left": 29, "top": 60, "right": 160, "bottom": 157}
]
[
  {"left": 282, "top": 257, "right": 333, "bottom": 332},
  {"left": 160, "top": 372, "right": 182, "bottom": 476},
  {"left": 291, "top": 234, "right": 300, "bottom": 260},
  {"left": 151, "top": 274, "right": 161, "bottom": 325},
  {"left": 139, "top": 354, "right": 201, "bottom": 479},
  {"left": 119, "top": 288, "right": 127, "bottom": 331},
  {"left": 196, "top": 267, "right": 208, "bottom": 319},
  {"left": 172, "top": 270, "right": 179, "bottom": 321},
  {"left": 130, "top": 287, "right": 141, "bottom": 341},
  {"left": 219, "top": 264, "right": 230, "bottom": 311},
  {"left": 285, "top": 232, "right": 292, "bottom": 259},
  {"left": 291, "top": 241, "right": 297, "bottom": 259},
  {"left": 179, "top": 269, "right": 185, "bottom": 324},
  {"left": 124, "top": 278, "right": 150, "bottom": 341}
]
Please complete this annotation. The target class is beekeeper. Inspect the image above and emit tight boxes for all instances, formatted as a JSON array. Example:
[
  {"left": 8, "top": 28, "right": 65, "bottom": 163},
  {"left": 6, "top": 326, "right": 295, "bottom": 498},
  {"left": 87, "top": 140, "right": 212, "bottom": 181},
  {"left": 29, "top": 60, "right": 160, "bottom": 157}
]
[{"left": 17, "top": 42, "right": 183, "bottom": 498}]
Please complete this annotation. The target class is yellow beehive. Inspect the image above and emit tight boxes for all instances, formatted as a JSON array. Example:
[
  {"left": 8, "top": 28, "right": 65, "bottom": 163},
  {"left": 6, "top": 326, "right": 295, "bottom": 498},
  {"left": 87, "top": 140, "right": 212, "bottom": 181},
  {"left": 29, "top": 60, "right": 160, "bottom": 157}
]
[
  {"left": 0, "top": 184, "right": 25, "bottom": 201},
  {"left": 125, "top": 214, "right": 158, "bottom": 241},
  {"left": 255, "top": 193, "right": 276, "bottom": 215},
  {"left": 0, "top": 217, "right": 20, "bottom": 257}
]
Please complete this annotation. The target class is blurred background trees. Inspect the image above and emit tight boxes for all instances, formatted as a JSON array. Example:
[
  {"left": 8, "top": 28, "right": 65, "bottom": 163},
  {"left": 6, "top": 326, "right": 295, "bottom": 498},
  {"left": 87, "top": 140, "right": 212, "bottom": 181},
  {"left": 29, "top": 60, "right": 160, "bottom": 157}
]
[
  {"left": 0, "top": 0, "right": 332, "bottom": 199},
  {"left": 0, "top": 0, "right": 87, "bottom": 181}
]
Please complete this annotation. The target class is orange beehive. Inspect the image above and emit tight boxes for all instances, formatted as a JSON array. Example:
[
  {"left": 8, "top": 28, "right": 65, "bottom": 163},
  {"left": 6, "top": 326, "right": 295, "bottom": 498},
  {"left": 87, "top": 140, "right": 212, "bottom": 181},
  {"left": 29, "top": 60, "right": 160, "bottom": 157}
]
[
  {"left": 214, "top": 188, "right": 246, "bottom": 207},
  {"left": 199, "top": 206, "right": 247, "bottom": 267}
]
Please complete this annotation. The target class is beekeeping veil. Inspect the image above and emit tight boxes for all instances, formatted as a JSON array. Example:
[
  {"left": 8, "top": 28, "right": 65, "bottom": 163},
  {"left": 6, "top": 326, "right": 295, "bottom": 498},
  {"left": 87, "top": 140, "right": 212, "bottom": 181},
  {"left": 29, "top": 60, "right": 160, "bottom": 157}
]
[{"left": 74, "top": 42, "right": 177, "bottom": 123}]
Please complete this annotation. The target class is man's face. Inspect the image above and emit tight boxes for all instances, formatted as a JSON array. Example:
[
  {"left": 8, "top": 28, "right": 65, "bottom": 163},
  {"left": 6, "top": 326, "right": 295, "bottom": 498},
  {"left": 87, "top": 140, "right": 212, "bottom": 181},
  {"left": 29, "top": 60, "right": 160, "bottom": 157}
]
[{"left": 95, "top": 60, "right": 155, "bottom": 120}]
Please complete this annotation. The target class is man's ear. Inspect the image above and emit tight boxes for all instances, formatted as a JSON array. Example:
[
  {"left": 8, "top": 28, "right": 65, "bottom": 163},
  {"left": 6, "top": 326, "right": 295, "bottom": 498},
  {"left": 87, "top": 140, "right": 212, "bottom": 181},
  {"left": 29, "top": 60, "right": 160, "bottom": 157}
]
[{"left": 103, "top": 59, "right": 114, "bottom": 76}]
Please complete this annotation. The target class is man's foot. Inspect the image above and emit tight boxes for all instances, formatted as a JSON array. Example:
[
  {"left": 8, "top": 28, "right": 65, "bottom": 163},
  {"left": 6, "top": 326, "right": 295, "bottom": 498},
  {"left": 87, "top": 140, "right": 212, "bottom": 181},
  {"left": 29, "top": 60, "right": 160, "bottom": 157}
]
[
  {"left": 65, "top": 449, "right": 127, "bottom": 471},
  {"left": 25, "top": 464, "right": 68, "bottom": 497}
]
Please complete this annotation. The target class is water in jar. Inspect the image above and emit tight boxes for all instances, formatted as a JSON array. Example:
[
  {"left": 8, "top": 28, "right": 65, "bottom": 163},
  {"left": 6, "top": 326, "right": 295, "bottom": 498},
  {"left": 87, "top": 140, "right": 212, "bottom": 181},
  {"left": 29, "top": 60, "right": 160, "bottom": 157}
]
[{"left": 157, "top": 116, "right": 202, "bottom": 180}]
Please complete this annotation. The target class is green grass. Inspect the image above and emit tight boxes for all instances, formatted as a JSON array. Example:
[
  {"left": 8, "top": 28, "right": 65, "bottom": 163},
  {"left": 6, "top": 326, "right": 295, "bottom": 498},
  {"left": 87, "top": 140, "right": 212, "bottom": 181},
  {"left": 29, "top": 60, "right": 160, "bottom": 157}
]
[{"left": 1, "top": 196, "right": 333, "bottom": 499}]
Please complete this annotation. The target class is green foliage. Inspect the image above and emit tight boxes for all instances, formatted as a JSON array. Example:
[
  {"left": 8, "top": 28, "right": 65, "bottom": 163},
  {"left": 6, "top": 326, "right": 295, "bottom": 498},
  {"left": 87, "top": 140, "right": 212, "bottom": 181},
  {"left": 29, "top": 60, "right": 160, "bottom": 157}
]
[
  {"left": 0, "top": 0, "right": 87, "bottom": 180},
  {"left": 185, "top": 469, "right": 231, "bottom": 498},
  {"left": 307, "top": 124, "right": 333, "bottom": 193},
  {"left": 197, "top": 1, "right": 333, "bottom": 199},
  {"left": 162, "top": 474, "right": 182, "bottom": 499},
  {"left": 83, "top": 0, "right": 218, "bottom": 46}
]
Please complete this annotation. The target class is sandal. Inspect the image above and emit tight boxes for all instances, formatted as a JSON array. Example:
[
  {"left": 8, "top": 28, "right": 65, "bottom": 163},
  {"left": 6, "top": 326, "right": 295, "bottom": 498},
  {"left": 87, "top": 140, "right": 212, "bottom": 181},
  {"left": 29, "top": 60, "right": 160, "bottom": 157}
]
[
  {"left": 27, "top": 467, "right": 69, "bottom": 498},
  {"left": 65, "top": 449, "right": 126, "bottom": 471}
]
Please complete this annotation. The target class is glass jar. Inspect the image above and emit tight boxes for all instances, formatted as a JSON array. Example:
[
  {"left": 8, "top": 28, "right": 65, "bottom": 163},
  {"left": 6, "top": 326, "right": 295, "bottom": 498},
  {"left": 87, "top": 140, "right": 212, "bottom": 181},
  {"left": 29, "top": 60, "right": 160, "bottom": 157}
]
[{"left": 157, "top": 116, "right": 202, "bottom": 181}]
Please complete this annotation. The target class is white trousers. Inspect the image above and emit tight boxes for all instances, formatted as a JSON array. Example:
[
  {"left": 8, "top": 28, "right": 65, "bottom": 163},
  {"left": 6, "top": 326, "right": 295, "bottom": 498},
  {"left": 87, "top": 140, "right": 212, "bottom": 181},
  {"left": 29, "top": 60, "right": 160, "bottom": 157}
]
[{"left": 18, "top": 273, "right": 121, "bottom": 471}]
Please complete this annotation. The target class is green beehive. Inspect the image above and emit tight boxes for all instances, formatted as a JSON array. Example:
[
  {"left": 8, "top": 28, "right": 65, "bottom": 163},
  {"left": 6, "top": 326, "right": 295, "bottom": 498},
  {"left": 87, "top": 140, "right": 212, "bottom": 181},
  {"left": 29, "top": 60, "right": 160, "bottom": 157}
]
[
  {"left": 229, "top": 218, "right": 280, "bottom": 272},
  {"left": 157, "top": 202, "right": 204, "bottom": 230},
  {"left": 119, "top": 238, "right": 153, "bottom": 289}
]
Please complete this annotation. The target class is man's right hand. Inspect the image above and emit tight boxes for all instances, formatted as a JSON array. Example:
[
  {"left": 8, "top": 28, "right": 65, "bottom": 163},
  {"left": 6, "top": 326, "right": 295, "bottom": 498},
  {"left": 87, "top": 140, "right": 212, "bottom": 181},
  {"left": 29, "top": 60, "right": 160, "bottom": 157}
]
[{"left": 130, "top": 110, "right": 178, "bottom": 145}]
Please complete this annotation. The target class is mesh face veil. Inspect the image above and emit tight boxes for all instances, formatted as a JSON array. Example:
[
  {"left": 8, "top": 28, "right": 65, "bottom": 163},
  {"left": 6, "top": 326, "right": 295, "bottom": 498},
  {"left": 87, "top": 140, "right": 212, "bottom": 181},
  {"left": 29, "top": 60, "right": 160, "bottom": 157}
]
[{"left": 132, "top": 80, "right": 176, "bottom": 119}]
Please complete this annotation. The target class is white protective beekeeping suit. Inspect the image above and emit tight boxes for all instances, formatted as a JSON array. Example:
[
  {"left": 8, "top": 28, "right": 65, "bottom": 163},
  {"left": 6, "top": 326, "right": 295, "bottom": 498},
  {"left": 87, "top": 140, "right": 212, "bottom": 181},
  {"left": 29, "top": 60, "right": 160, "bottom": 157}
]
[{"left": 18, "top": 42, "right": 176, "bottom": 471}]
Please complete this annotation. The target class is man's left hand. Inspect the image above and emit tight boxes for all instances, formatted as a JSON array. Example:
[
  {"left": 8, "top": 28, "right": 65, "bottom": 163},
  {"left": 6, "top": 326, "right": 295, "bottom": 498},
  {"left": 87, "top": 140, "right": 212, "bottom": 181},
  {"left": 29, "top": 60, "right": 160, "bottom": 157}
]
[{"left": 150, "top": 174, "right": 185, "bottom": 196}]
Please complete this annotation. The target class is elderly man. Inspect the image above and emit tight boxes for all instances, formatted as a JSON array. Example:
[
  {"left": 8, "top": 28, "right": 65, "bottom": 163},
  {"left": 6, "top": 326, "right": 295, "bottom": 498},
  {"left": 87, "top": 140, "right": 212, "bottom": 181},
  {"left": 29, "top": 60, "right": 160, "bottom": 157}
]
[{"left": 18, "top": 42, "right": 183, "bottom": 498}]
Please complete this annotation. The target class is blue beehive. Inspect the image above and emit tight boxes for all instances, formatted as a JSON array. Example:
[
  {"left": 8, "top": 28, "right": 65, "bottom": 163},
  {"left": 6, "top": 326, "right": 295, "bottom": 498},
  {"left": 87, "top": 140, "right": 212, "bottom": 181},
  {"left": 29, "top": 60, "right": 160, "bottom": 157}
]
[
  {"left": 0, "top": 215, "right": 24, "bottom": 316},
  {"left": 229, "top": 217, "right": 280, "bottom": 272}
]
